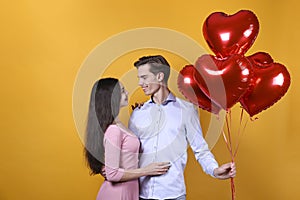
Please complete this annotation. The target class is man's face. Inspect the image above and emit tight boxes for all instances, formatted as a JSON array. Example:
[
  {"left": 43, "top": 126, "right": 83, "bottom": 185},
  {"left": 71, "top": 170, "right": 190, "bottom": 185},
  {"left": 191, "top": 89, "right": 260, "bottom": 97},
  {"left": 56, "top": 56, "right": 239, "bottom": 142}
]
[{"left": 137, "top": 64, "right": 161, "bottom": 96}]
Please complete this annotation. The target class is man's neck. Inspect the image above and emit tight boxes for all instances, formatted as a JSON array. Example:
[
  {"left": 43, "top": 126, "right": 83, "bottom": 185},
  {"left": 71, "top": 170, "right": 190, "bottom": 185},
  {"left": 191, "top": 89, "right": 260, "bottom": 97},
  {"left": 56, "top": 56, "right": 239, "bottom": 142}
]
[{"left": 151, "top": 86, "right": 170, "bottom": 105}]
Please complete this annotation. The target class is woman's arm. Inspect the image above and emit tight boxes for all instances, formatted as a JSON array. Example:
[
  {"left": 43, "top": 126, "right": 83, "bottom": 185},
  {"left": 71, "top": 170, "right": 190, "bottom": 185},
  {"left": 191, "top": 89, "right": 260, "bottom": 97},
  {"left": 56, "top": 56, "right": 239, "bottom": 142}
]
[
  {"left": 104, "top": 126, "right": 125, "bottom": 182},
  {"left": 104, "top": 126, "right": 170, "bottom": 182},
  {"left": 119, "top": 162, "right": 170, "bottom": 182}
]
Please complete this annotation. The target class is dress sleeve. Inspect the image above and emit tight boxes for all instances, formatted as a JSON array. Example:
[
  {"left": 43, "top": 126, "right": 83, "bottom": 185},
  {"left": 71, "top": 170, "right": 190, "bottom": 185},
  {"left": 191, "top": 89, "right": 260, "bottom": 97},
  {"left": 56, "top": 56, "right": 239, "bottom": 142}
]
[
  {"left": 104, "top": 126, "right": 125, "bottom": 182},
  {"left": 185, "top": 105, "right": 219, "bottom": 177}
]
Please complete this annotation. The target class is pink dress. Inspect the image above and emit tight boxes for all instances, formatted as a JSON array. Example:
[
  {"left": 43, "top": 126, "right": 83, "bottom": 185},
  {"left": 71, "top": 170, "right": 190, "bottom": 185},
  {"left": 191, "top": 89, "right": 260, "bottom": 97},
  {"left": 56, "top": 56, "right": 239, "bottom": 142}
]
[{"left": 96, "top": 125, "right": 140, "bottom": 200}]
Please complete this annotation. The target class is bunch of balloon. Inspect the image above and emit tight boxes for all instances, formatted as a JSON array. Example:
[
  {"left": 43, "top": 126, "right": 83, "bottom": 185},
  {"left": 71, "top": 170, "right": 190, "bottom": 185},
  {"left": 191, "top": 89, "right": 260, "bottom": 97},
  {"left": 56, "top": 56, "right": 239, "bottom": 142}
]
[{"left": 178, "top": 10, "right": 291, "bottom": 200}]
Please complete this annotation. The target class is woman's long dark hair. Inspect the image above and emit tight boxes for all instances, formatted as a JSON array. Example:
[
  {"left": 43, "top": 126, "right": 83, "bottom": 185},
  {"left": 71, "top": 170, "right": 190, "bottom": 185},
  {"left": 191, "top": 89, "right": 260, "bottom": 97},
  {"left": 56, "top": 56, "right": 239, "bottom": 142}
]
[{"left": 84, "top": 78, "right": 121, "bottom": 175}]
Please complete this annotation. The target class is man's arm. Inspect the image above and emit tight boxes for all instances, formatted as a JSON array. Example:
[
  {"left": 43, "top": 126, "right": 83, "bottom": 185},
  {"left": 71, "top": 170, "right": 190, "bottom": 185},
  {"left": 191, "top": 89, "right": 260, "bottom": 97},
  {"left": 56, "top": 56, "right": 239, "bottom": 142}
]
[
  {"left": 185, "top": 105, "right": 219, "bottom": 177},
  {"left": 185, "top": 105, "right": 236, "bottom": 179}
]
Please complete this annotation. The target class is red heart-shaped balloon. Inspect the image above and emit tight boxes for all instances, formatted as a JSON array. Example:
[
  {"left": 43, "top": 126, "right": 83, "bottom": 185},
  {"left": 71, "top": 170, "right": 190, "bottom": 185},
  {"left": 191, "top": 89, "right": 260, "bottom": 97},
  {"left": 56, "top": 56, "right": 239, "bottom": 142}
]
[
  {"left": 247, "top": 51, "right": 273, "bottom": 67},
  {"left": 240, "top": 52, "right": 291, "bottom": 117},
  {"left": 203, "top": 10, "right": 259, "bottom": 59},
  {"left": 177, "top": 65, "right": 221, "bottom": 114},
  {"left": 194, "top": 54, "right": 252, "bottom": 110}
]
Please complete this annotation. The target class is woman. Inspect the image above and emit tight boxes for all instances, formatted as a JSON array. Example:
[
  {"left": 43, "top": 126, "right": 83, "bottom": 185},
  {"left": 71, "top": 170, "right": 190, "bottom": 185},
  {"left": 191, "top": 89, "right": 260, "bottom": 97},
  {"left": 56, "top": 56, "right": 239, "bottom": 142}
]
[{"left": 84, "top": 78, "right": 170, "bottom": 200}]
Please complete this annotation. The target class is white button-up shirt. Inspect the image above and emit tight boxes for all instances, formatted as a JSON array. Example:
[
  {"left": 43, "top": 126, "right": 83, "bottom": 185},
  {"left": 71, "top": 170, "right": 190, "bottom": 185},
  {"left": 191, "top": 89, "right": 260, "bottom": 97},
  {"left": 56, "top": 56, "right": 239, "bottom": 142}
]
[{"left": 129, "top": 93, "right": 219, "bottom": 199}]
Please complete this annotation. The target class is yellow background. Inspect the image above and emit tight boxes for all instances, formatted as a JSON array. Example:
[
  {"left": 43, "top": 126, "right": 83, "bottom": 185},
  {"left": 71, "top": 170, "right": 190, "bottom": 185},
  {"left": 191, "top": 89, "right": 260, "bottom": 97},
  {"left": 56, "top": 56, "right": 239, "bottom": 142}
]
[{"left": 1, "top": 0, "right": 299, "bottom": 199}]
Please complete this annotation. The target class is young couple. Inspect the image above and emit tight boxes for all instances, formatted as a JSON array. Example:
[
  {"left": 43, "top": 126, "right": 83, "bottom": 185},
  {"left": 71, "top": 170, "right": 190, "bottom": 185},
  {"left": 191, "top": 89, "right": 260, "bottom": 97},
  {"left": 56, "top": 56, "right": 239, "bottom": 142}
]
[{"left": 84, "top": 55, "right": 236, "bottom": 200}]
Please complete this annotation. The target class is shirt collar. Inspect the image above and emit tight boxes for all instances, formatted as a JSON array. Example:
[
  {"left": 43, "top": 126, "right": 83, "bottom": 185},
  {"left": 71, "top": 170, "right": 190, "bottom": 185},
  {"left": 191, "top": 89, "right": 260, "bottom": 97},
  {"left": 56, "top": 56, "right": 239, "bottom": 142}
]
[{"left": 150, "top": 92, "right": 176, "bottom": 105}]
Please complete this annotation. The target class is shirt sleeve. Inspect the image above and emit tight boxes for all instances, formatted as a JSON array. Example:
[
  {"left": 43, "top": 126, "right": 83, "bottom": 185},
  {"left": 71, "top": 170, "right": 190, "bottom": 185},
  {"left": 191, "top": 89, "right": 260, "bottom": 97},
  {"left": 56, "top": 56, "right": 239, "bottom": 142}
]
[
  {"left": 104, "top": 126, "right": 125, "bottom": 182},
  {"left": 185, "top": 105, "right": 219, "bottom": 177},
  {"left": 128, "top": 111, "right": 139, "bottom": 137}
]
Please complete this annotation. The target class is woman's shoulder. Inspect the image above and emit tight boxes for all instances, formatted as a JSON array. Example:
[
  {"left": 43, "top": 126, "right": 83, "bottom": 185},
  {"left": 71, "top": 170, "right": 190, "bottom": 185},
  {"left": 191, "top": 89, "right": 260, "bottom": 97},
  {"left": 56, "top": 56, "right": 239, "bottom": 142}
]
[
  {"left": 104, "top": 125, "right": 125, "bottom": 143},
  {"left": 105, "top": 124, "right": 122, "bottom": 136},
  {"left": 116, "top": 123, "right": 137, "bottom": 137},
  {"left": 106, "top": 124, "right": 133, "bottom": 136}
]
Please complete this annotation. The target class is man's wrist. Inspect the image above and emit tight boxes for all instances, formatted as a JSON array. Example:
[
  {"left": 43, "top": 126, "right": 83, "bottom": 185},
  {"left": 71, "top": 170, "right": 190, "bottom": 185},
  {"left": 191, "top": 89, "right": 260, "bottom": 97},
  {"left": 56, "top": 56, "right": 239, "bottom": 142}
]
[{"left": 212, "top": 167, "right": 218, "bottom": 178}]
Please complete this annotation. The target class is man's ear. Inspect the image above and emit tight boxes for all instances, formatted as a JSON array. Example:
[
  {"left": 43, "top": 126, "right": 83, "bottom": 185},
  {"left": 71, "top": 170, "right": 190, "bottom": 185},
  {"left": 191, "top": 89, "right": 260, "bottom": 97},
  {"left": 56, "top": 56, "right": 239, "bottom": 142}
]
[{"left": 157, "top": 72, "right": 164, "bottom": 82}]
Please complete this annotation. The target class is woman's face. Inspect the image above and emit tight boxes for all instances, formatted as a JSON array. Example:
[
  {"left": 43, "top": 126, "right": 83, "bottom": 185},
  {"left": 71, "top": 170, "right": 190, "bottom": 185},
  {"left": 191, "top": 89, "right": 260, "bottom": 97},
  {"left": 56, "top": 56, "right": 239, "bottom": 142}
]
[{"left": 119, "top": 82, "right": 128, "bottom": 107}]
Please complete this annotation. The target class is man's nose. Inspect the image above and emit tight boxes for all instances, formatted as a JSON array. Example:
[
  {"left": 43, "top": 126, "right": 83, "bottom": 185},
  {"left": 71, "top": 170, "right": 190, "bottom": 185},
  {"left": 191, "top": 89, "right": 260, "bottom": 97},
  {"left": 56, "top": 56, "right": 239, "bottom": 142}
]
[{"left": 138, "top": 79, "right": 143, "bottom": 86}]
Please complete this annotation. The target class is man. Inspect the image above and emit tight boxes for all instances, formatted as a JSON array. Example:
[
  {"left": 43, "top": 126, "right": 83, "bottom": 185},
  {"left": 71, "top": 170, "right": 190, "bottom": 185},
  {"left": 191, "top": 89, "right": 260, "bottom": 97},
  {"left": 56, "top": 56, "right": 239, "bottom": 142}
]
[{"left": 128, "top": 55, "right": 236, "bottom": 200}]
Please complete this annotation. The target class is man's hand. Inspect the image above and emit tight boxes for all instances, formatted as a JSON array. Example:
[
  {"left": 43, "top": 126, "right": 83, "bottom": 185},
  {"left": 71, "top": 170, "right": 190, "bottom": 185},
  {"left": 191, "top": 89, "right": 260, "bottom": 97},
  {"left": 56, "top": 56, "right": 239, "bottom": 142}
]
[
  {"left": 213, "top": 162, "right": 236, "bottom": 180},
  {"left": 131, "top": 102, "right": 144, "bottom": 110}
]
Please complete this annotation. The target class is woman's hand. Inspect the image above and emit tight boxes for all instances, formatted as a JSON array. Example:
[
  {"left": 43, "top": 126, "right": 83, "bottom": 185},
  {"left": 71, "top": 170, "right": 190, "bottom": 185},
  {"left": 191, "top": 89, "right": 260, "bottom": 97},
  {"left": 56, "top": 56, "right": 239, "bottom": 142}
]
[
  {"left": 100, "top": 162, "right": 171, "bottom": 182},
  {"left": 143, "top": 162, "right": 171, "bottom": 176}
]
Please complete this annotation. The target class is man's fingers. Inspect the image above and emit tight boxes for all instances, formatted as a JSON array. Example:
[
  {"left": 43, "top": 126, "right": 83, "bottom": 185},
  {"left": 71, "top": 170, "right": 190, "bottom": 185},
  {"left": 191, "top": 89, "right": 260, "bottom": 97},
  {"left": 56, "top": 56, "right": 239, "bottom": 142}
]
[{"left": 223, "top": 162, "right": 235, "bottom": 170}]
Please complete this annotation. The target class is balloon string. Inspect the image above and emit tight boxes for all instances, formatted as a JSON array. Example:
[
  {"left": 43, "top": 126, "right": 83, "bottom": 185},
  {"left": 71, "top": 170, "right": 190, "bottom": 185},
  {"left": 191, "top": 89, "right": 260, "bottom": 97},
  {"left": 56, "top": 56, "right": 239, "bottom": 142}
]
[
  {"left": 229, "top": 109, "right": 232, "bottom": 132},
  {"left": 234, "top": 112, "right": 249, "bottom": 158},
  {"left": 222, "top": 130, "right": 232, "bottom": 154},
  {"left": 237, "top": 107, "right": 244, "bottom": 136},
  {"left": 233, "top": 108, "right": 247, "bottom": 158},
  {"left": 231, "top": 177, "right": 236, "bottom": 200},
  {"left": 233, "top": 108, "right": 244, "bottom": 158},
  {"left": 225, "top": 110, "right": 237, "bottom": 200},
  {"left": 224, "top": 108, "right": 251, "bottom": 200},
  {"left": 225, "top": 112, "right": 233, "bottom": 155}
]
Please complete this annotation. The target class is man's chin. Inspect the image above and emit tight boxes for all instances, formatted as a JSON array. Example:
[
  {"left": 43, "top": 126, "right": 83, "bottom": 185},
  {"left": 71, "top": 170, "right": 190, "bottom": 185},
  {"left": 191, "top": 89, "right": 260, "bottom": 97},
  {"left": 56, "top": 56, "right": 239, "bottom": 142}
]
[{"left": 143, "top": 91, "right": 151, "bottom": 96}]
